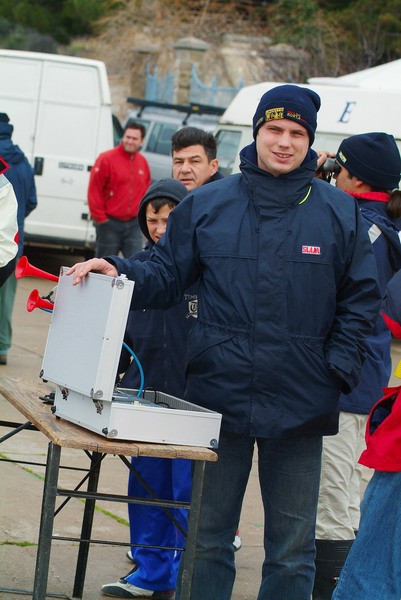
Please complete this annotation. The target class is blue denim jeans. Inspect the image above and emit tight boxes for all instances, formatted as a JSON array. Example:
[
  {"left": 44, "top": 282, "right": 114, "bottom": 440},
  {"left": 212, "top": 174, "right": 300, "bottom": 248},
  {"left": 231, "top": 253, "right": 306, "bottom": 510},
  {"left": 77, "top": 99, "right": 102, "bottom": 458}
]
[
  {"left": 95, "top": 217, "right": 145, "bottom": 258},
  {"left": 333, "top": 470, "right": 401, "bottom": 600},
  {"left": 176, "top": 431, "right": 322, "bottom": 600}
]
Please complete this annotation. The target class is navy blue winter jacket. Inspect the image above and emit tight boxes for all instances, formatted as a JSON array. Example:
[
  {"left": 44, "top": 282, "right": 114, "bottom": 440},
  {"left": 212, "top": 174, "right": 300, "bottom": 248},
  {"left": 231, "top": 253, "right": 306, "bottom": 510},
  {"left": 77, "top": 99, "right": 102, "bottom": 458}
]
[
  {"left": 109, "top": 142, "right": 381, "bottom": 438},
  {"left": 118, "top": 246, "right": 197, "bottom": 396},
  {"left": 339, "top": 196, "right": 401, "bottom": 414},
  {"left": 118, "top": 178, "right": 197, "bottom": 396},
  {"left": 0, "top": 121, "right": 37, "bottom": 254}
]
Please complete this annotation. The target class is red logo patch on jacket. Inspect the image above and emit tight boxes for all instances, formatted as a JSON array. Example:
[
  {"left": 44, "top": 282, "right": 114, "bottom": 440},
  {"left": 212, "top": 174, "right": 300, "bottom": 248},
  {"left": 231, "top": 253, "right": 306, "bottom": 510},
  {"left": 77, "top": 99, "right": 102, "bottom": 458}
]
[{"left": 302, "top": 245, "right": 321, "bottom": 255}]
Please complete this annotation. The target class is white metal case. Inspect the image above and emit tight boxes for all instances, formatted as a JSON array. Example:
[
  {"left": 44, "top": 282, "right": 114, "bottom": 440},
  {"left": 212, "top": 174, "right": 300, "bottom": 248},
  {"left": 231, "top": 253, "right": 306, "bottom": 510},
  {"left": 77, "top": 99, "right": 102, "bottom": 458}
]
[{"left": 41, "top": 268, "right": 221, "bottom": 448}]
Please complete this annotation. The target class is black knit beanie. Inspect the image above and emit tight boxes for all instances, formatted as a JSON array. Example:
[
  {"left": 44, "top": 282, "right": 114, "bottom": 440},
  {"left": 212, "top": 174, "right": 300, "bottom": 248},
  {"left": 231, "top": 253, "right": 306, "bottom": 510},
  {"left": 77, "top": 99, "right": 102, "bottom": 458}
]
[
  {"left": 137, "top": 178, "right": 188, "bottom": 241},
  {"left": 252, "top": 84, "right": 321, "bottom": 145},
  {"left": 336, "top": 132, "right": 401, "bottom": 190}
]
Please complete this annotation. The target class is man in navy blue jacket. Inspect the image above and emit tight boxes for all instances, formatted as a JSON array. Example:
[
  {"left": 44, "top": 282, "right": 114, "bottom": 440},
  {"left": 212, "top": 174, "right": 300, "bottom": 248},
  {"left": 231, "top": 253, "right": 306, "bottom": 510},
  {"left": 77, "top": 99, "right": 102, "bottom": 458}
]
[
  {"left": 68, "top": 85, "right": 381, "bottom": 600},
  {"left": 0, "top": 113, "right": 37, "bottom": 365}
]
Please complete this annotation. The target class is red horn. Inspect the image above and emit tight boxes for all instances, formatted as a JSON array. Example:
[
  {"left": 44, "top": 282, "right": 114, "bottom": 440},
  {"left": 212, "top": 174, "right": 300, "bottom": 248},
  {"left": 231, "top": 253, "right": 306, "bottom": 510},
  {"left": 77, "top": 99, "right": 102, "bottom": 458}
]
[
  {"left": 15, "top": 256, "right": 59, "bottom": 282},
  {"left": 26, "top": 289, "right": 54, "bottom": 313}
]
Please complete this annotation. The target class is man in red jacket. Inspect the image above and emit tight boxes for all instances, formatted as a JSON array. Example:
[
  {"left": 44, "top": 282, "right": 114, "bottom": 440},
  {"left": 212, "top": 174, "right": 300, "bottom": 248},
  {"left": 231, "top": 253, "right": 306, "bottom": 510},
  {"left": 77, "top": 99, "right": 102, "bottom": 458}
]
[{"left": 88, "top": 121, "right": 151, "bottom": 258}]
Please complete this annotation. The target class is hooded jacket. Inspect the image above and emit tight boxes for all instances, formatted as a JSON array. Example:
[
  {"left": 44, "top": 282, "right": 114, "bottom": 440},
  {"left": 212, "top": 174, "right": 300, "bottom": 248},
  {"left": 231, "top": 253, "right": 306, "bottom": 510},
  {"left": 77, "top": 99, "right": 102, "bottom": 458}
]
[
  {"left": 110, "top": 142, "right": 381, "bottom": 438},
  {"left": 339, "top": 194, "right": 401, "bottom": 414},
  {"left": 118, "top": 178, "right": 197, "bottom": 396},
  {"left": 0, "top": 121, "right": 37, "bottom": 254}
]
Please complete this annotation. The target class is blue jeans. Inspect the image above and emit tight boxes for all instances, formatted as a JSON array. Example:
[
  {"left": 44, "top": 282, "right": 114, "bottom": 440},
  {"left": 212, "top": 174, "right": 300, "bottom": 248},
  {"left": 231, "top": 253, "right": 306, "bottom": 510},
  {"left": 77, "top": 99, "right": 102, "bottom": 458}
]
[
  {"left": 95, "top": 217, "right": 145, "bottom": 258},
  {"left": 176, "top": 431, "right": 322, "bottom": 600},
  {"left": 333, "top": 470, "right": 401, "bottom": 600}
]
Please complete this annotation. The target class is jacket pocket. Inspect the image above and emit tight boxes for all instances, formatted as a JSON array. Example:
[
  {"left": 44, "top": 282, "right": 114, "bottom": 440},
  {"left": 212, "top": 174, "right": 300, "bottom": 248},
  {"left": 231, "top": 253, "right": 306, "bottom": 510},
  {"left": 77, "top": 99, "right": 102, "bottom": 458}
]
[
  {"left": 303, "top": 338, "right": 340, "bottom": 387},
  {"left": 186, "top": 324, "right": 235, "bottom": 372}
]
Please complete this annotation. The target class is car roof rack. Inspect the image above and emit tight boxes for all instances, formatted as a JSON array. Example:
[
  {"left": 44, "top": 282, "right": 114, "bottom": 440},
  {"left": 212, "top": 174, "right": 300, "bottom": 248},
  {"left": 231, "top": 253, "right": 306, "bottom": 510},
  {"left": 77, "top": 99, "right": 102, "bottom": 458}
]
[{"left": 126, "top": 97, "right": 225, "bottom": 125}]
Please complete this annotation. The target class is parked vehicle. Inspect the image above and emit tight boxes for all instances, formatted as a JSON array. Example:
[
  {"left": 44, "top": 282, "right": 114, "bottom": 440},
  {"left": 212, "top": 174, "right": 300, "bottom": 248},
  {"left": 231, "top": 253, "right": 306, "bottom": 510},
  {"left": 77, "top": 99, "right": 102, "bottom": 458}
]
[
  {"left": 125, "top": 98, "right": 224, "bottom": 181},
  {"left": 214, "top": 78, "right": 401, "bottom": 175},
  {"left": 0, "top": 49, "right": 122, "bottom": 255}
]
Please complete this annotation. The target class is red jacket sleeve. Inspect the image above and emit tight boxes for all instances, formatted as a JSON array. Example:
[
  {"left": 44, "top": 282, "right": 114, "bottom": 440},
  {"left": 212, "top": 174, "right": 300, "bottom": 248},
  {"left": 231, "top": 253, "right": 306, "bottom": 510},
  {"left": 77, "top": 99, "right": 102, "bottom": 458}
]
[{"left": 87, "top": 153, "right": 109, "bottom": 223}]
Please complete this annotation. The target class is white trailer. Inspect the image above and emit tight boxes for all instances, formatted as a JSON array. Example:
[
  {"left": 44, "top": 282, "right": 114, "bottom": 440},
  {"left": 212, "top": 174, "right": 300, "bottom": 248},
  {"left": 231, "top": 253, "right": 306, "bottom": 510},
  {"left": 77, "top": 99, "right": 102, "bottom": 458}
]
[{"left": 0, "top": 50, "right": 121, "bottom": 254}]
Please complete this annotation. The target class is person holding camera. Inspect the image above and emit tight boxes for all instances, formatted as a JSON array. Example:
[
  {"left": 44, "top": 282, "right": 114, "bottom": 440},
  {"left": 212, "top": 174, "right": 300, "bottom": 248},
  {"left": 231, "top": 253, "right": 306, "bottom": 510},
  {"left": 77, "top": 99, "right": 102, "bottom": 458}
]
[{"left": 313, "top": 132, "right": 401, "bottom": 600}]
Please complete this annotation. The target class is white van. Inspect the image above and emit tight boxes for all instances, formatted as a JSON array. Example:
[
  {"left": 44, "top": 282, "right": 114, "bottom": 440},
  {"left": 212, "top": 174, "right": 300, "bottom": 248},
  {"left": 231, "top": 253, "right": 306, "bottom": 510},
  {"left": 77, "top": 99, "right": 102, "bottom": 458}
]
[
  {"left": 0, "top": 49, "right": 121, "bottom": 255},
  {"left": 215, "top": 81, "right": 401, "bottom": 175}
]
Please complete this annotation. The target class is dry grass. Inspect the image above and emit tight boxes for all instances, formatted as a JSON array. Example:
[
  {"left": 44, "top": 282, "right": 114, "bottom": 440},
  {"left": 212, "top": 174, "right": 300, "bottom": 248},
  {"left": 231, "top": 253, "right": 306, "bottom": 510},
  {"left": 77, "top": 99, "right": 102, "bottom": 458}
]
[{"left": 72, "top": 0, "right": 269, "bottom": 74}]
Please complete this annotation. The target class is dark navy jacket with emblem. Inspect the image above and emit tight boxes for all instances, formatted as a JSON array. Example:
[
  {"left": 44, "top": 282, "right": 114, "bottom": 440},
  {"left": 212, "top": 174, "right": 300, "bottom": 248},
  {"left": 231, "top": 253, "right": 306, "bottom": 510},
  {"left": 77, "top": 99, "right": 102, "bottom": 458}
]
[
  {"left": 339, "top": 194, "right": 401, "bottom": 415},
  {"left": 109, "top": 142, "right": 381, "bottom": 438},
  {"left": 118, "top": 180, "right": 197, "bottom": 396}
]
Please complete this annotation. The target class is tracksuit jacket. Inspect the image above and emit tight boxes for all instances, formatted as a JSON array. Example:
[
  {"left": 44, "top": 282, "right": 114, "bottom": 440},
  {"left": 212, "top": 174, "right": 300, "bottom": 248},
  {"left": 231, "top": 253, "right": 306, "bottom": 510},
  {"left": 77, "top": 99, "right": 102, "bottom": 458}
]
[
  {"left": 109, "top": 141, "right": 381, "bottom": 439},
  {"left": 339, "top": 193, "right": 401, "bottom": 415},
  {"left": 88, "top": 143, "right": 151, "bottom": 223}
]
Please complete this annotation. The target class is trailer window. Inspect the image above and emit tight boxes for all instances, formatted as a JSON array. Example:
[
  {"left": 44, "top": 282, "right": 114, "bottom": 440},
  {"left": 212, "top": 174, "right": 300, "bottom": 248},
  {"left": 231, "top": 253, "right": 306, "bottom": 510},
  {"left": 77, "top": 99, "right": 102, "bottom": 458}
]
[{"left": 215, "top": 129, "right": 242, "bottom": 176}]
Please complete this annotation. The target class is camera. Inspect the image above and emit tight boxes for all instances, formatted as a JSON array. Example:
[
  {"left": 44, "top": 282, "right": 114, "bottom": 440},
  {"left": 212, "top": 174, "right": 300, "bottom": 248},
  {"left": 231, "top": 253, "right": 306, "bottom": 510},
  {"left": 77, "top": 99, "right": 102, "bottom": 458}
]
[{"left": 317, "top": 157, "right": 341, "bottom": 181}]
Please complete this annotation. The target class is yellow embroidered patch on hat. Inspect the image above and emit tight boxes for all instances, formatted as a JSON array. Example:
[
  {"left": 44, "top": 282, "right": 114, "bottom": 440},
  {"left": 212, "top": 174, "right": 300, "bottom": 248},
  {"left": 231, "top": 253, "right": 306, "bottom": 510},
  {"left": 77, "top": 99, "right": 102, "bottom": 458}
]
[{"left": 265, "top": 107, "right": 284, "bottom": 122}]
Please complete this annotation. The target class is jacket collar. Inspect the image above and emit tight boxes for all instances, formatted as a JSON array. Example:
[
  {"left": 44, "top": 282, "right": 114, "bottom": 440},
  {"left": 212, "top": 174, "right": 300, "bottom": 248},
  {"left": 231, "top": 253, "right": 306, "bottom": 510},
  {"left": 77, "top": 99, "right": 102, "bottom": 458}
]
[
  {"left": 347, "top": 191, "right": 390, "bottom": 203},
  {"left": 239, "top": 141, "right": 318, "bottom": 207}
]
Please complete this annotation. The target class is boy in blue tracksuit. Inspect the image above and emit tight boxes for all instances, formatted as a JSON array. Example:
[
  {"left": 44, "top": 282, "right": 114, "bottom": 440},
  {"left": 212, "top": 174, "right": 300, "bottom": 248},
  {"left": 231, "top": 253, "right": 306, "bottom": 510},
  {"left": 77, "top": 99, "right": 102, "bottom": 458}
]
[{"left": 102, "top": 178, "right": 194, "bottom": 599}]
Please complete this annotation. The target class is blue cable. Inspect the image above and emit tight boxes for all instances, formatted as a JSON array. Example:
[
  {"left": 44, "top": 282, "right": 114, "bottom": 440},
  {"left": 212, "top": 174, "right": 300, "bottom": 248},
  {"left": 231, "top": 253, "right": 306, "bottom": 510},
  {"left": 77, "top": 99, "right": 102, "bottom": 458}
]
[{"left": 123, "top": 342, "right": 145, "bottom": 397}]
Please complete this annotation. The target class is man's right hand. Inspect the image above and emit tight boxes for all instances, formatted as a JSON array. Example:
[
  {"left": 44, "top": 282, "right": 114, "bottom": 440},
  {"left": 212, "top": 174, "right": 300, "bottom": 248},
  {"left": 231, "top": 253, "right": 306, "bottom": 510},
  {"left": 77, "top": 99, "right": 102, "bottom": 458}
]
[{"left": 66, "top": 258, "right": 118, "bottom": 285}]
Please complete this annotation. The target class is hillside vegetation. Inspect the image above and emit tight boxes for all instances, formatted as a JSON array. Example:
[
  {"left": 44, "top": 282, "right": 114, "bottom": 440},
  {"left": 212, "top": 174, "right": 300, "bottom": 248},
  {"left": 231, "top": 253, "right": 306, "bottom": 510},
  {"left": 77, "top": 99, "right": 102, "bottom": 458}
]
[{"left": 1, "top": 0, "right": 401, "bottom": 78}]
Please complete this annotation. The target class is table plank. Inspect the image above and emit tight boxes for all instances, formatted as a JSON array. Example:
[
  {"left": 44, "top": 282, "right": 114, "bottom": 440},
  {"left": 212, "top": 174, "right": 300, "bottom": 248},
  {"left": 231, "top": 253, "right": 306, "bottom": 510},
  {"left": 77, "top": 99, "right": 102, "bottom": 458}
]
[{"left": 0, "top": 377, "right": 217, "bottom": 461}]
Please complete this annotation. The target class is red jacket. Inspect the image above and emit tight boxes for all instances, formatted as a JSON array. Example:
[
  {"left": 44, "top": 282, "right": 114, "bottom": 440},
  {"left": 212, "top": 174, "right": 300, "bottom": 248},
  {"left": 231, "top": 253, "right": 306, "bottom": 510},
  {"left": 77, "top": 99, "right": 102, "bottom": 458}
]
[
  {"left": 359, "top": 385, "right": 401, "bottom": 471},
  {"left": 88, "top": 144, "right": 151, "bottom": 223}
]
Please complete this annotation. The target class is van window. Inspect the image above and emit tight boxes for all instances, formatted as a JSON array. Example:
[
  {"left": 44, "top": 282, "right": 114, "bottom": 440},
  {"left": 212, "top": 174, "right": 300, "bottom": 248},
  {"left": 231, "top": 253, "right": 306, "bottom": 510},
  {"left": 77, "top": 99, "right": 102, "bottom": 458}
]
[
  {"left": 146, "top": 123, "right": 179, "bottom": 156},
  {"left": 113, "top": 114, "right": 123, "bottom": 146},
  {"left": 215, "top": 129, "right": 242, "bottom": 176}
]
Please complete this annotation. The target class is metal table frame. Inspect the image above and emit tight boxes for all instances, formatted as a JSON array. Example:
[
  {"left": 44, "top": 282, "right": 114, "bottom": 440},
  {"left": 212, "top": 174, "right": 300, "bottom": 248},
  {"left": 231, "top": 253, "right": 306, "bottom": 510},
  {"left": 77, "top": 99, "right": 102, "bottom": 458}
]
[{"left": 0, "top": 379, "right": 217, "bottom": 600}]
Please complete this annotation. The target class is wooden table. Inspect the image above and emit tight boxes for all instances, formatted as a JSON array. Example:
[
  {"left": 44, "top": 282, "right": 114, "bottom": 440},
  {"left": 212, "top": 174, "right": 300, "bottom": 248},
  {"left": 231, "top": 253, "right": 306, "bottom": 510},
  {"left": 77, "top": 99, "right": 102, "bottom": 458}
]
[{"left": 0, "top": 378, "right": 217, "bottom": 600}]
